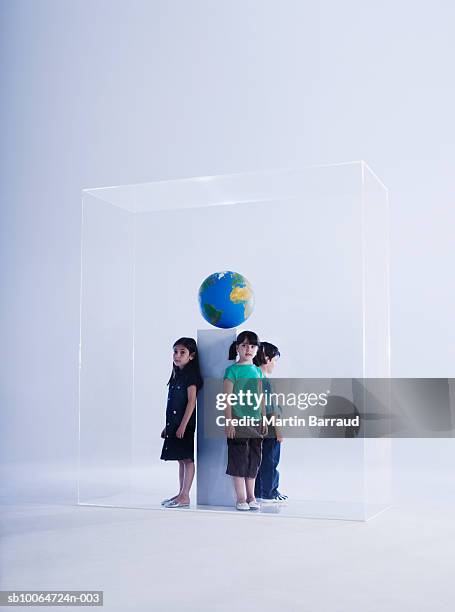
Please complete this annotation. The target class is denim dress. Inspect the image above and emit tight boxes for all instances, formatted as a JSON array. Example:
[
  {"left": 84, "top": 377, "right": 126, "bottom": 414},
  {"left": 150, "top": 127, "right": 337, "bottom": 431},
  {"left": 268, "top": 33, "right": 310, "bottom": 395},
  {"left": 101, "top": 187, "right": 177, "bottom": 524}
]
[{"left": 160, "top": 367, "right": 202, "bottom": 462}]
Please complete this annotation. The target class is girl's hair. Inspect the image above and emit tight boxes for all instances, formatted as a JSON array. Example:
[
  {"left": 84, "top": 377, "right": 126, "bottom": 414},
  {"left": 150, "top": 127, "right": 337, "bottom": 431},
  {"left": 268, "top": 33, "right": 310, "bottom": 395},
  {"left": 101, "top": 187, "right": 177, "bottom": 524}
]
[
  {"left": 228, "top": 330, "right": 261, "bottom": 360},
  {"left": 168, "top": 337, "right": 203, "bottom": 387},
  {"left": 254, "top": 341, "right": 281, "bottom": 366}
]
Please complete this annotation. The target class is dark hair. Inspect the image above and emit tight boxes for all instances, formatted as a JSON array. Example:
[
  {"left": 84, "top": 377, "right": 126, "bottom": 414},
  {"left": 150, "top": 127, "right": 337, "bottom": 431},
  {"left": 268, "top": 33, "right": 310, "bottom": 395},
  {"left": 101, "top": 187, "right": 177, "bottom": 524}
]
[
  {"left": 228, "top": 330, "right": 261, "bottom": 360},
  {"left": 168, "top": 337, "right": 203, "bottom": 388},
  {"left": 254, "top": 341, "right": 281, "bottom": 366}
]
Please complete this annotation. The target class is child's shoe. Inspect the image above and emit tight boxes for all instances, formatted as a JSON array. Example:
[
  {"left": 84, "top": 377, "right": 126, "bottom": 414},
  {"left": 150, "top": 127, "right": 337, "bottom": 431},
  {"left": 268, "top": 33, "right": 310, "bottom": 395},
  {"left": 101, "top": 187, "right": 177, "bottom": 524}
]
[
  {"left": 236, "top": 501, "right": 250, "bottom": 511},
  {"left": 164, "top": 499, "right": 190, "bottom": 508},
  {"left": 248, "top": 500, "right": 261, "bottom": 510},
  {"left": 261, "top": 495, "right": 286, "bottom": 504}
]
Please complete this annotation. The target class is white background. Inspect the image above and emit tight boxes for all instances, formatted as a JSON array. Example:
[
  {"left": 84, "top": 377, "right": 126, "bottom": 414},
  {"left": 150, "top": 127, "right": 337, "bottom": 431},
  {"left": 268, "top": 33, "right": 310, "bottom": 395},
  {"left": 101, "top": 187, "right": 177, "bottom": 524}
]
[{"left": 1, "top": 0, "right": 455, "bottom": 504}]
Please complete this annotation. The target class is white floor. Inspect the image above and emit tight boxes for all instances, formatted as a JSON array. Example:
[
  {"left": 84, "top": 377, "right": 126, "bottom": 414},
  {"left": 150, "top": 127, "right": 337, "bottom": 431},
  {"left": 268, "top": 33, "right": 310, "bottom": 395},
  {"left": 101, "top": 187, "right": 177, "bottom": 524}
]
[{"left": 2, "top": 498, "right": 454, "bottom": 612}]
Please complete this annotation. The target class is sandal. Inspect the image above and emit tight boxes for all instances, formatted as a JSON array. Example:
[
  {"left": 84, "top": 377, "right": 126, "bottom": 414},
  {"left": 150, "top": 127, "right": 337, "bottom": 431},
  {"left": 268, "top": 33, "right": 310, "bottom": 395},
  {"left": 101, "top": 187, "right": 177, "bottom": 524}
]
[{"left": 165, "top": 500, "right": 190, "bottom": 508}]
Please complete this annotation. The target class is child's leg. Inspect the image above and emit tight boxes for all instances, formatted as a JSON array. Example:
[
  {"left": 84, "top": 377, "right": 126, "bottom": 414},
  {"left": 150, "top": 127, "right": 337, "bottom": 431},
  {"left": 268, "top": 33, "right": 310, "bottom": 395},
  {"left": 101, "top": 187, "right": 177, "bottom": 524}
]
[
  {"left": 254, "top": 468, "right": 262, "bottom": 499},
  {"left": 258, "top": 438, "right": 275, "bottom": 499},
  {"left": 245, "top": 477, "right": 256, "bottom": 502},
  {"left": 246, "top": 438, "right": 263, "bottom": 502},
  {"left": 271, "top": 439, "right": 281, "bottom": 497},
  {"left": 176, "top": 459, "right": 195, "bottom": 502},
  {"left": 179, "top": 461, "right": 185, "bottom": 493},
  {"left": 232, "top": 476, "right": 247, "bottom": 503},
  {"left": 226, "top": 438, "right": 249, "bottom": 504},
  {"left": 163, "top": 461, "right": 184, "bottom": 504},
  {"left": 255, "top": 438, "right": 271, "bottom": 498}
]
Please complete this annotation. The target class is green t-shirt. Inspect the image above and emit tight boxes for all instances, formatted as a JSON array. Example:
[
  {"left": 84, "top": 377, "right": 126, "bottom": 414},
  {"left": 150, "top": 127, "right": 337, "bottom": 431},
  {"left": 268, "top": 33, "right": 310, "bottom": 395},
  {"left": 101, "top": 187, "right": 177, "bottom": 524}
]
[{"left": 223, "top": 363, "right": 264, "bottom": 418}]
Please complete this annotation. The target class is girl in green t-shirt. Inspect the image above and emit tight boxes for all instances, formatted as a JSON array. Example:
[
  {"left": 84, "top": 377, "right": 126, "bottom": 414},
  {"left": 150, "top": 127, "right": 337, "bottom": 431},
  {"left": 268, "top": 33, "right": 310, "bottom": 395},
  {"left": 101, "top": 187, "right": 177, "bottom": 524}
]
[{"left": 223, "top": 330, "right": 267, "bottom": 511}]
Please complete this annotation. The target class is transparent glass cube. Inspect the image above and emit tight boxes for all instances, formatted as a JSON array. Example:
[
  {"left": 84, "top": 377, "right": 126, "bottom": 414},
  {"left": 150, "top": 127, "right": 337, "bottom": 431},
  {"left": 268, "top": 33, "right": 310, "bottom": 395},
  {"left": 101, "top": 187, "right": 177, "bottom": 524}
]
[{"left": 79, "top": 162, "right": 390, "bottom": 520}]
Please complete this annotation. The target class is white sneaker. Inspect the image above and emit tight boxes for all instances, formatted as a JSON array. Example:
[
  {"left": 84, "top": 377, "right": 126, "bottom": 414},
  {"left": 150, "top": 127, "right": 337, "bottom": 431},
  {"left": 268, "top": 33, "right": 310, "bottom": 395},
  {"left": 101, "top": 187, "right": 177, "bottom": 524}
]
[
  {"left": 236, "top": 502, "right": 250, "bottom": 511},
  {"left": 261, "top": 496, "right": 285, "bottom": 504},
  {"left": 248, "top": 500, "right": 261, "bottom": 510}
]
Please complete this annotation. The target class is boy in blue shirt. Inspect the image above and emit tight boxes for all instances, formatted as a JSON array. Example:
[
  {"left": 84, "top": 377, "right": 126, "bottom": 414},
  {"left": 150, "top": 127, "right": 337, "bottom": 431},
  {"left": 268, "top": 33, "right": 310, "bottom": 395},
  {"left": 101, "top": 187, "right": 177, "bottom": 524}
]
[{"left": 254, "top": 342, "right": 288, "bottom": 503}]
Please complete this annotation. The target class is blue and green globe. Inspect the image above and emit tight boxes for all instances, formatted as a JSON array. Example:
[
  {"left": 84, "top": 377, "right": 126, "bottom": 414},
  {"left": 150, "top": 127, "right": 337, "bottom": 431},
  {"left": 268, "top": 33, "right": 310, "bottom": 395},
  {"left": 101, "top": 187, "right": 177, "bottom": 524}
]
[{"left": 198, "top": 271, "right": 254, "bottom": 328}]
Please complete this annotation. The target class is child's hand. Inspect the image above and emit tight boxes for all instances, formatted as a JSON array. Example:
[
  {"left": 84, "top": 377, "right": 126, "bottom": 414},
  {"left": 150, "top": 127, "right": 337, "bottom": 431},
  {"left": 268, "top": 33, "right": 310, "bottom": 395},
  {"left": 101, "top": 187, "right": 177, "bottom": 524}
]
[
  {"left": 176, "top": 423, "right": 186, "bottom": 439},
  {"left": 260, "top": 422, "right": 268, "bottom": 437},
  {"left": 160, "top": 428, "right": 166, "bottom": 439},
  {"left": 276, "top": 433, "right": 284, "bottom": 443},
  {"left": 225, "top": 424, "right": 236, "bottom": 439}
]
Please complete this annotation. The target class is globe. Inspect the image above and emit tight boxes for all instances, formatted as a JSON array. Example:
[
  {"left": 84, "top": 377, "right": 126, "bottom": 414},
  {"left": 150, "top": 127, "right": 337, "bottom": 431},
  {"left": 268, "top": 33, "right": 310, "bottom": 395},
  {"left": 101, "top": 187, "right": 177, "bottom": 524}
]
[{"left": 198, "top": 271, "right": 254, "bottom": 328}]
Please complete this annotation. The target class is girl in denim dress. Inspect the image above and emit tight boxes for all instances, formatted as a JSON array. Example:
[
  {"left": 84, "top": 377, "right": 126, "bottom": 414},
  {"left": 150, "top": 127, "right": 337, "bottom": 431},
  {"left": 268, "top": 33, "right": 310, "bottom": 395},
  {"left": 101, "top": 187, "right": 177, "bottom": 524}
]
[{"left": 160, "top": 337, "right": 203, "bottom": 508}]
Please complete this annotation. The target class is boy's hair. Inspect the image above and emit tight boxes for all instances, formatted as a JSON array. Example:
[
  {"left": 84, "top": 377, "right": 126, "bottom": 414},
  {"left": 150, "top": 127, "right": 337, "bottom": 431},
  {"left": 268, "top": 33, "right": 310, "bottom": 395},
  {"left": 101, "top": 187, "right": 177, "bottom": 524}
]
[
  {"left": 168, "top": 337, "right": 203, "bottom": 388},
  {"left": 253, "top": 341, "right": 281, "bottom": 366},
  {"left": 228, "top": 330, "right": 261, "bottom": 360}
]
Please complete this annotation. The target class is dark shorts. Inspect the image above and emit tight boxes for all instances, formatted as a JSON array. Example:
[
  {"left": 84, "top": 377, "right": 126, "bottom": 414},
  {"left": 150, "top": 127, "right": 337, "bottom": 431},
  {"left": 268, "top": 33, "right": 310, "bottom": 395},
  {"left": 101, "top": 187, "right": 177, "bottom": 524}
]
[{"left": 226, "top": 437, "right": 263, "bottom": 478}]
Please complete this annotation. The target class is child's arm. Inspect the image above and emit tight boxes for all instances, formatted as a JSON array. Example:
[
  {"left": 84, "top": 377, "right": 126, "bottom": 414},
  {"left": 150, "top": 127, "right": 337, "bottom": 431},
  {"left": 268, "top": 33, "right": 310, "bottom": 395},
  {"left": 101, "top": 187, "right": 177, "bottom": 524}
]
[
  {"left": 259, "top": 380, "right": 268, "bottom": 436},
  {"left": 274, "top": 423, "right": 283, "bottom": 443},
  {"left": 224, "top": 378, "right": 236, "bottom": 438},
  {"left": 273, "top": 396, "right": 283, "bottom": 442},
  {"left": 176, "top": 385, "right": 197, "bottom": 438}
]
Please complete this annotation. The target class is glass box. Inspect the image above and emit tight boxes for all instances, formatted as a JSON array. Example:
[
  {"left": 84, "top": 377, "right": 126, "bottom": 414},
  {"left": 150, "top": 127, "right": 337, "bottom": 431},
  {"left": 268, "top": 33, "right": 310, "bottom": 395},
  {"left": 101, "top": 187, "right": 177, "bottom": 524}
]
[{"left": 78, "top": 162, "right": 391, "bottom": 520}]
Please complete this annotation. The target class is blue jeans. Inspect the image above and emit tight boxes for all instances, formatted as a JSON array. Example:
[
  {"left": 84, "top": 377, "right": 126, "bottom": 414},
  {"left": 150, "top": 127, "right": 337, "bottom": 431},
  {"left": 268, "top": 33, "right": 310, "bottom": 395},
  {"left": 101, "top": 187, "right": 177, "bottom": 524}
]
[{"left": 254, "top": 437, "right": 281, "bottom": 499}]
